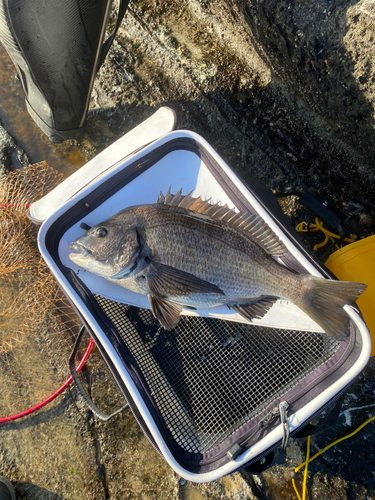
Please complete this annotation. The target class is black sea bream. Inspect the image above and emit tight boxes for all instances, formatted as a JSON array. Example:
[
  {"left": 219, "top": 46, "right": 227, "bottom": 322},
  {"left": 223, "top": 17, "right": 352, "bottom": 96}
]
[{"left": 69, "top": 189, "right": 367, "bottom": 337}]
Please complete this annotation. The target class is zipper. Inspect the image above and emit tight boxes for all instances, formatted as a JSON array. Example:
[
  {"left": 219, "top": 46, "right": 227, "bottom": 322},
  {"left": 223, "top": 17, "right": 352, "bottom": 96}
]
[
  {"left": 232, "top": 383, "right": 351, "bottom": 474},
  {"left": 227, "top": 401, "right": 290, "bottom": 462}
]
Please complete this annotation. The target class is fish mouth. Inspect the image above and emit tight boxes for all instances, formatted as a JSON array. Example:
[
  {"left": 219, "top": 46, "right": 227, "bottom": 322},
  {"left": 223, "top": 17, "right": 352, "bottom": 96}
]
[{"left": 69, "top": 242, "right": 92, "bottom": 257}]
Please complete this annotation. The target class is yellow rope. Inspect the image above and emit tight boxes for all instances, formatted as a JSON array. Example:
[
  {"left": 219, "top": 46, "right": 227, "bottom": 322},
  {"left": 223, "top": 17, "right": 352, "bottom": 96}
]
[
  {"left": 296, "top": 218, "right": 355, "bottom": 251},
  {"left": 292, "top": 434, "right": 311, "bottom": 500},
  {"left": 292, "top": 477, "right": 302, "bottom": 500},
  {"left": 302, "top": 434, "right": 310, "bottom": 500},
  {"left": 292, "top": 415, "right": 375, "bottom": 499}
]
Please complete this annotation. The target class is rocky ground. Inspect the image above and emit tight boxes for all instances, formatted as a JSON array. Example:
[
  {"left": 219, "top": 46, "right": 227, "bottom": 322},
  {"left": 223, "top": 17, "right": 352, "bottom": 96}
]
[{"left": 0, "top": 0, "right": 375, "bottom": 498}]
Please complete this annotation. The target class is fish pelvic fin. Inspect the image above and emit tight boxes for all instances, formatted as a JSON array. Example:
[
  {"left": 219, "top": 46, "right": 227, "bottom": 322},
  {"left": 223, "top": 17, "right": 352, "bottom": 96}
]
[
  {"left": 158, "top": 189, "right": 287, "bottom": 257},
  {"left": 232, "top": 296, "right": 279, "bottom": 322},
  {"left": 296, "top": 276, "right": 367, "bottom": 340},
  {"left": 146, "top": 261, "right": 225, "bottom": 299},
  {"left": 148, "top": 295, "right": 182, "bottom": 330}
]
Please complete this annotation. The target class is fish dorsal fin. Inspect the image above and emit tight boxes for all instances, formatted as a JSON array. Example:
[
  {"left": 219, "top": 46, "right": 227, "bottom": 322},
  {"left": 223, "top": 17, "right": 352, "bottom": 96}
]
[{"left": 158, "top": 188, "right": 287, "bottom": 257}]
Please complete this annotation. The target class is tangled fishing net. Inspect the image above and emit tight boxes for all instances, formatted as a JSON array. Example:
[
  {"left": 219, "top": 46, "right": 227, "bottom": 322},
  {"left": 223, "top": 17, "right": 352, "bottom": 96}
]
[{"left": 0, "top": 162, "right": 87, "bottom": 420}]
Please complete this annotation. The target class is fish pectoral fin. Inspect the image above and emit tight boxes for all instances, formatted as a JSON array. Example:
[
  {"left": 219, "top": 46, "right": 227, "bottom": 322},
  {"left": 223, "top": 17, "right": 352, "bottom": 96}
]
[
  {"left": 232, "top": 296, "right": 279, "bottom": 322},
  {"left": 148, "top": 295, "right": 183, "bottom": 330},
  {"left": 146, "top": 261, "right": 225, "bottom": 298}
]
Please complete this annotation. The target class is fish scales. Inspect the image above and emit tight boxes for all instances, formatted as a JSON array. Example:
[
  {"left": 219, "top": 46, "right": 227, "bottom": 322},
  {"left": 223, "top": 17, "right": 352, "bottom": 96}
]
[
  {"left": 123, "top": 204, "right": 295, "bottom": 306},
  {"left": 69, "top": 190, "right": 367, "bottom": 337}
]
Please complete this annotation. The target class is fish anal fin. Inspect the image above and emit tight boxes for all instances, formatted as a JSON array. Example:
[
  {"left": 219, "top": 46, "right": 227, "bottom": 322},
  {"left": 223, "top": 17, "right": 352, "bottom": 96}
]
[
  {"left": 146, "top": 261, "right": 225, "bottom": 299},
  {"left": 232, "top": 296, "right": 279, "bottom": 322},
  {"left": 148, "top": 295, "right": 182, "bottom": 330}
]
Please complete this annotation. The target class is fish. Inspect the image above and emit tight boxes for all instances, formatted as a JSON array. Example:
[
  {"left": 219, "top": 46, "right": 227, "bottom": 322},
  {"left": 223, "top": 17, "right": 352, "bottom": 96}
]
[{"left": 69, "top": 188, "right": 367, "bottom": 338}]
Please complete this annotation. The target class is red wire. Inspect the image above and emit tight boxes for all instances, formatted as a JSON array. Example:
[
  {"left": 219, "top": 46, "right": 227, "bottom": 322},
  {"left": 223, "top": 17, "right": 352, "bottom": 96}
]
[{"left": 0, "top": 338, "right": 95, "bottom": 423}]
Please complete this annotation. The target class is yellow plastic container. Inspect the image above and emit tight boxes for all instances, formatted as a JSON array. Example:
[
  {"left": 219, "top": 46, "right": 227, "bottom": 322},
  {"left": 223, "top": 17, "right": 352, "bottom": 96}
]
[{"left": 325, "top": 235, "right": 375, "bottom": 356}]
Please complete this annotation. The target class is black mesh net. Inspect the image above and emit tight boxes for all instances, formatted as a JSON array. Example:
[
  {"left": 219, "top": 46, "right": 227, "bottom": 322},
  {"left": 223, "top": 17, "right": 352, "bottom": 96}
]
[{"left": 94, "top": 295, "right": 340, "bottom": 454}]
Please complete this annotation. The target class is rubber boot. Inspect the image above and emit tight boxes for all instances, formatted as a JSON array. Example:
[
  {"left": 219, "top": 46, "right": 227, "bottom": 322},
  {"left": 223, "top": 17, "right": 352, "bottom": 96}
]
[
  {"left": 0, "top": 477, "right": 16, "bottom": 500},
  {"left": 0, "top": 0, "right": 128, "bottom": 142}
]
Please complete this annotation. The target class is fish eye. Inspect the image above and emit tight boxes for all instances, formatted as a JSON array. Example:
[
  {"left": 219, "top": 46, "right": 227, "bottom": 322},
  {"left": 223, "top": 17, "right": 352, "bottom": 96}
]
[{"left": 95, "top": 227, "right": 108, "bottom": 238}]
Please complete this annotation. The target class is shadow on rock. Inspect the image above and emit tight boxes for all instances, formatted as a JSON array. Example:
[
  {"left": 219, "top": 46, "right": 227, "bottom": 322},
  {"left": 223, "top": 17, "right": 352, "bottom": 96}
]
[
  {"left": 0, "top": 392, "right": 75, "bottom": 432},
  {"left": 15, "top": 482, "right": 66, "bottom": 500}
]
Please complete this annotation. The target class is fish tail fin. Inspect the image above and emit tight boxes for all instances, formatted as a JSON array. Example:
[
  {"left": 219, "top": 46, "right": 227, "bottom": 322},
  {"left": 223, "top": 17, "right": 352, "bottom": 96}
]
[{"left": 296, "top": 276, "right": 367, "bottom": 340}]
